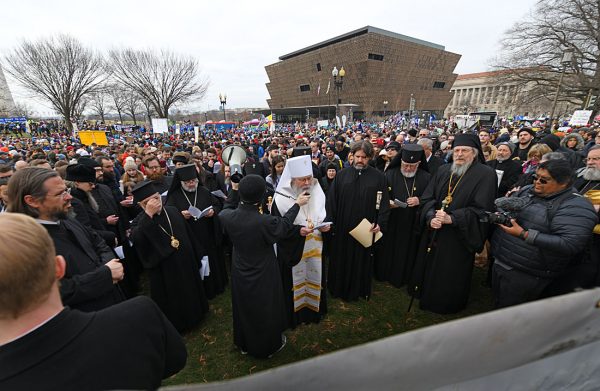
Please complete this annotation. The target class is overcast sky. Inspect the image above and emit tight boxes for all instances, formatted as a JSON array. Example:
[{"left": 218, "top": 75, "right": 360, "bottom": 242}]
[{"left": 0, "top": 0, "right": 537, "bottom": 115}]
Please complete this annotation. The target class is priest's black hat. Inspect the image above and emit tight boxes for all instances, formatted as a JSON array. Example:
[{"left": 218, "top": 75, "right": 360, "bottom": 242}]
[
  {"left": 174, "top": 164, "right": 198, "bottom": 181},
  {"left": 77, "top": 157, "right": 100, "bottom": 168},
  {"left": 239, "top": 174, "right": 266, "bottom": 204},
  {"left": 453, "top": 133, "right": 486, "bottom": 163},
  {"left": 66, "top": 164, "right": 96, "bottom": 183},
  {"left": 388, "top": 144, "right": 429, "bottom": 172},
  {"left": 292, "top": 146, "right": 311, "bottom": 157},
  {"left": 132, "top": 180, "right": 158, "bottom": 203},
  {"left": 172, "top": 154, "right": 189, "bottom": 164},
  {"left": 401, "top": 144, "right": 425, "bottom": 163}
]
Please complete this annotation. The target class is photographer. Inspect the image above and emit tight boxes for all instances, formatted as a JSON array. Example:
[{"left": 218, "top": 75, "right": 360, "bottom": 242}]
[{"left": 490, "top": 159, "right": 597, "bottom": 308}]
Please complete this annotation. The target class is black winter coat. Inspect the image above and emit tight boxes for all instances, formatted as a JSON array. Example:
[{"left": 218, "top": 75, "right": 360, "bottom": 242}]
[{"left": 491, "top": 185, "right": 597, "bottom": 278}]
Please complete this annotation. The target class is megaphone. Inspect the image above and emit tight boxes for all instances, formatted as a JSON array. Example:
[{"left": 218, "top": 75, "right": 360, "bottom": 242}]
[{"left": 221, "top": 145, "right": 247, "bottom": 183}]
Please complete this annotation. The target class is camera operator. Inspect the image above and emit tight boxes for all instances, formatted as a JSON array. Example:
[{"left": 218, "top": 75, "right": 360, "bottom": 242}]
[{"left": 490, "top": 159, "right": 597, "bottom": 308}]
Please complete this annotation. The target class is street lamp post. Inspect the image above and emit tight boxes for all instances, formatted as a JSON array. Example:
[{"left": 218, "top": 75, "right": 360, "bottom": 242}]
[
  {"left": 332, "top": 66, "right": 346, "bottom": 126},
  {"left": 219, "top": 93, "right": 227, "bottom": 121},
  {"left": 549, "top": 48, "right": 574, "bottom": 128},
  {"left": 383, "top": 100, "right": 388, "bottom": 118}
]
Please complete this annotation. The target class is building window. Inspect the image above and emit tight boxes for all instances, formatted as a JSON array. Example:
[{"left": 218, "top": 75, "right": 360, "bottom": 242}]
[
  {"left": 433, "top": 81, "right": 446, "bottom": 89},
  {"left": 300, "top": 84, "right": 311, "bottom": 92},
  {"left": 368, "top": 53, "right": 384, "bottom": 61},
  {"left": 316, "top": 63, "right": 321, "bottom": 72}
]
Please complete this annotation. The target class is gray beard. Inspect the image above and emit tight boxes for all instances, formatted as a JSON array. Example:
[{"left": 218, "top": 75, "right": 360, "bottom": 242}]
[
  {"left": 401, "top": 169, "right": 416, "bottom": 178},
  {"left": 181, "top": 182, "right": 198, "bottom": 192},
  {"left": 581, "top": 167, "right": 600, "bottom": 181},
  {"left": 451, "top": 160, "right": 473, "bottom": 176},
  {"left": 496, "top": 156, "right": 508, "bottom": 163},
  {"left": 86, "top": 191, "right": 99, "bottom": 213}
]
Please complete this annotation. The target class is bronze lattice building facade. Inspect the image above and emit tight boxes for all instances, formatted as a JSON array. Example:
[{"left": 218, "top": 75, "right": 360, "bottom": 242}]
[{"left": 264, "top": 26, "right": 461, "bottom": 121}]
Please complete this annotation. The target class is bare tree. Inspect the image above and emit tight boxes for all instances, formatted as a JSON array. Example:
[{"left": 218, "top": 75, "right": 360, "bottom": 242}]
[
  {"left": 89, "top": 90, "right": 110, "bottom": 123},
  {"left": 3, "top": 34, "right": 107, "bottom": 133},
  {"left": 491, "top": 0, "right": 600, "bottom": 112},
  {"left": 123, "top": 91, "right": 142, "bottom": 125},
  {"left": 106, "top": 85, "right": 127, "bottom": 123},
  {"left": 108, "top": 48, "right": 209, "bottom": 119},
  {"left": 73, "top": 97, "right": 89, "bottom": 123},
  {"left": 141, "top": 98, "right": 156, "bottom": 125},
  {"left": 12, "top": 101, "right": 37, "bottom": 118}
]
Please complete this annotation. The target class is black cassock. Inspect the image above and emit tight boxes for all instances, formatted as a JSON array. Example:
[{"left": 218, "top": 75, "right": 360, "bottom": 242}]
[
  {"left": 131, "top": 206, "right": 209, "bottom": 332},
  {"left": 166, "top": 186, "right": 228, "bottom": 299},
  {"left": 326, "top": 165, "right": 390, "bottom": 301},
  {"left": 219, "top": 192, "right": 299, "bottom": 358},
  {"left": 411, "top": 162, "right": 496, "bottom": 314},
  {"left": 375, "top": 167, "right": 431, "bottom": 287},
  {"left": 271, "top": 200, "right": 327, "bottom": 329}
]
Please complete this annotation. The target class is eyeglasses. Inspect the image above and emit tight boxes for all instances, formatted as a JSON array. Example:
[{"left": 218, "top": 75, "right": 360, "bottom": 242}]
[
  {"left": 532, "top": 174, "right": 552, "bottom": 185},
  {"left": 586, "top": 157, "right": 600, "bottom": 162},
  {"left": 146, "top": 166, "right": 161, "bottom": 171},
  {"left": 49, "top": 188, "right": 72, "bottom": 198}
]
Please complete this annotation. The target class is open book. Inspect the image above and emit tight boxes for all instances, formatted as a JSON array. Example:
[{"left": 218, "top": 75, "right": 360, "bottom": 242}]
[{"left": 188, "top": 205, "right": 213, "bottom": 219}]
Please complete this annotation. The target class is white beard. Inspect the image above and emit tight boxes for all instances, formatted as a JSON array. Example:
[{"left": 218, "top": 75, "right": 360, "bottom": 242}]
[
  {"left": 181, "top": 182, "right": 198, "bottom": 192},
  {"left": 401, "top": 169, "right": 416, "bottom": 178},
  {"left": 451, "top": 160, "right": 473, "bottom": 176},
  {"left": 581, "top": 167, "right": 600, "bottom": 181}
]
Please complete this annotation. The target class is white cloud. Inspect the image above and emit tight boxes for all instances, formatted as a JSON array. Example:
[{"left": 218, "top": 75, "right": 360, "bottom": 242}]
[{"left": 1, "top": 0, "right": 535, "bottom": 114}]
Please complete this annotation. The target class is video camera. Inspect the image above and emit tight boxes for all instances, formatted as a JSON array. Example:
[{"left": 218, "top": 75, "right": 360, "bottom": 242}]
[{"left": 479, "top": 196, "right": 531, "bottom": 227}]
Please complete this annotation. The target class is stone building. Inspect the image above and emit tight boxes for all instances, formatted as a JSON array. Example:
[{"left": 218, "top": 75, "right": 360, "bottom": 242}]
[
  {"left": 263, "top": 26, "right": 461, "bottom": 122},
  {"left": 444, "top": 70, "right": 573, "bottom": 119}
]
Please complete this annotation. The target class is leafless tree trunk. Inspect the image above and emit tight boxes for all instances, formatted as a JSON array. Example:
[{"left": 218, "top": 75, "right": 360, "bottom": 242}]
[
  {"left": 123, "top": 91, "right": 142, "bottom": 125},
  {"left": 89, "top": 90, "right": 110, "bottom": 123},
  {"left": 108, "top": 48, "right": 209, "bottom": 119},
  {"left": 141, "top": 98, "right": 156, "bottom": 125},
  {"left": 490, "top": 0, "right": 600, "bottom": 114},
  {"left": 13, "top": 101, "right": 36, "bottom": 118},
  {"left": 106, "top": 85, "right": 126, "bottom": 123},
  {"left": 73, "top": 97, "right": 89, "bottom": 123},
  {"left": 2, "top": 34, "right": 107, "bottom": 133}
]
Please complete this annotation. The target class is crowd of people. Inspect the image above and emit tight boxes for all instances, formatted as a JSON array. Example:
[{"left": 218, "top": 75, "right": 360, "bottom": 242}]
[{"left": 1, "top": 118, "right": 600, "bottom": 389}]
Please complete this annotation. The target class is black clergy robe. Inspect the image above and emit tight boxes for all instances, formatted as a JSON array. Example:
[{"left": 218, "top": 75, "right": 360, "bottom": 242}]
[
  {"left": 411, "top": 161, "right": 496, "bottom": 314},
  {"left": 487, "top": 159, "right": 522, "bottom": 197},
  {"left": 325, "top": 165, "right": 390, "bottom": 301},
  {"left": 219, "top": 191, "right": 299, "bottom": 358},
  {"left": 42, "top": 219, "right": 124, "bottom": 312},
  {"left": 166, "top": 186, "right": 228, "bottom": 299},
  {"left": 0, "top": 297, "right": 186, "bottom": 391},
  {"left": 131, "top": 206, "right": 209, "bottom": 332},
  {"left": 271, "top": 200, "right": 327, "bottom": 329},
  {"left": 375, "top": 168, "right": 430, "bottom": 287}
]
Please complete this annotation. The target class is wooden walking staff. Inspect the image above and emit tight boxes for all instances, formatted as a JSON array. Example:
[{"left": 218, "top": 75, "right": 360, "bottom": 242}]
[
  {"left": 366, "top": 191, "right": 383, "bottom": 301},
  {"left": 407, "top": 196, "right": 450, "bottom": 312}
]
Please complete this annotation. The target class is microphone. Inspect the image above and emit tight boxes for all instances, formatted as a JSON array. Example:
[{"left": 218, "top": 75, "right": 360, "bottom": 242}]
[{"left": 494, "top": 196, "right": 530, "bottom": 213}]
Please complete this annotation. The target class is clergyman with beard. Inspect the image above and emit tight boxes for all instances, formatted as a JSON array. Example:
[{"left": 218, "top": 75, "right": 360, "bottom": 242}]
[
  {"left": 5, "top": 167, "right": 125, "bottom": 312},
  {"left": 96, "top": 156, "right": 124, "bottom": 202},
  {"left": 375, "top": 144, "right": 431, "bottom": 288},
  {"left": 487, "top": 142, "right": 522, "bottom": 197},
  {"left": 272, "top": 155, "right": 330, "bottom": 329},
  {"left": 574, "top": 145, "right": 600, "bottom": 287},
  {"left": 142, "top": 155, "right": 173, "bottom": 194},
  {"left": 165, "top": 164, "right": 228, "bottom": 299},
  {"left": 325, "top": 140, "right": 390, "bottom": 301},
  {"left": 409, "top": 134, "right": 497, "bottom": 314}
]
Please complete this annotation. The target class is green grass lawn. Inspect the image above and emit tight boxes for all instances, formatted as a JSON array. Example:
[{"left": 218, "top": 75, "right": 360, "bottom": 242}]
[{"left": 162, "top": 267, "right": 493, "bottom": 386}]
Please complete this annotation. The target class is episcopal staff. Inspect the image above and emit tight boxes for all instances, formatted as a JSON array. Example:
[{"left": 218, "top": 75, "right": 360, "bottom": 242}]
[
  {"left": 325, "top": 140, "right": 389, "bottom": 301},
  {"left": 130, "top": 181, "right": 209, "bottom": 333},
  {"left": 272, "top": 155, "right": 330, "bottom": 329},
  {"left": 219, "top": 175, "right": 310, "bottom": 358},
  {"left": 409, "top": 134, "right": 496, "bottom": 314}
]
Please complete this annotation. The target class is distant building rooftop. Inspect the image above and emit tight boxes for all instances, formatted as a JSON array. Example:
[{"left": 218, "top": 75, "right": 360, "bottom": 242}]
[{"left": 279, "top": 26, "right": 445, "bottom": 61}]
